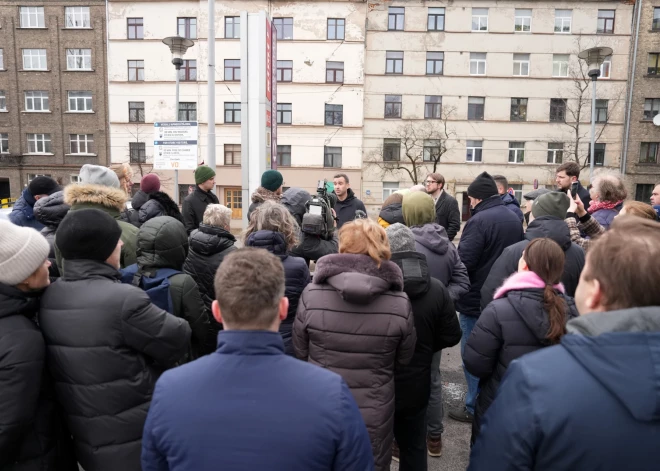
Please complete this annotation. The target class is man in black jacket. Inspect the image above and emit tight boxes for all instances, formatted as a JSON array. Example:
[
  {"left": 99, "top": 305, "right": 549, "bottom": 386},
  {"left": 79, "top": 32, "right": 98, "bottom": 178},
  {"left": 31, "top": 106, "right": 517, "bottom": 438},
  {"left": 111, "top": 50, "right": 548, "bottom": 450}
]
[
  {"left": 40, "top": 209, "right": 191, "bottom": 471},
  {"left": 333, "top": 173, "right": 366, "bottom": 228},
  {"left": 425, "top": 173, "right": 461, "bottom": 241},
  {"left": 182, "top": 165, "right": 219, "bottom": 234},
  {"left": 555, "top": 161, "right": 591, "bottom": 209}
]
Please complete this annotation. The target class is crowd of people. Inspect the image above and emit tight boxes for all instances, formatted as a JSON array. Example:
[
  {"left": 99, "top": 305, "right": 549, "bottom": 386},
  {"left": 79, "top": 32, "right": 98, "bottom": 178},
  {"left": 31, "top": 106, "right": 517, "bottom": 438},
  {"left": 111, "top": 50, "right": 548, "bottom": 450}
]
[{"left": 1, "top": 160, "right": 659, "bottom": 471}]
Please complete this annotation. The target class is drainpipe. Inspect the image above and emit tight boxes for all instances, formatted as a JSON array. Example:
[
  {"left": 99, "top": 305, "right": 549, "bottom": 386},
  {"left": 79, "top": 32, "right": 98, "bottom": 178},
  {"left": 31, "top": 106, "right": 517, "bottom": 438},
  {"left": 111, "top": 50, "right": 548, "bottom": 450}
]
[{"left": 622, "top": 0, "right": 642, "bottom": 175}]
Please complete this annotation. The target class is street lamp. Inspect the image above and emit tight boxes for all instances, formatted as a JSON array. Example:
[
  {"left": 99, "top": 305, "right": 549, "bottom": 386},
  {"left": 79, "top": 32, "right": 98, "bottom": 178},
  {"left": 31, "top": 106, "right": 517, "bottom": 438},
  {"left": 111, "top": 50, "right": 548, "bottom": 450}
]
[
  {"left": 162, "top": 36, "right": 194, "bottom": 205},
  {"left": 578, "top": 46, "right": 613, "bottom": 183}
]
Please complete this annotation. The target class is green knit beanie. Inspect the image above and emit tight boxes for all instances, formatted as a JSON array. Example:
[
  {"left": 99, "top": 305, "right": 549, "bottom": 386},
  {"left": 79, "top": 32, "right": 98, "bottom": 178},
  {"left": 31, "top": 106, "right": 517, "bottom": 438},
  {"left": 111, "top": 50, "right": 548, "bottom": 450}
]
[
  {"left": 194, "top": 165, "right": 216, "bottom": 185},
  {"left": 402, "top": 192, "right": 436, "bottom": 227},
  {"left": 261, "top": 170, "right": 283, "bottom": 192}
]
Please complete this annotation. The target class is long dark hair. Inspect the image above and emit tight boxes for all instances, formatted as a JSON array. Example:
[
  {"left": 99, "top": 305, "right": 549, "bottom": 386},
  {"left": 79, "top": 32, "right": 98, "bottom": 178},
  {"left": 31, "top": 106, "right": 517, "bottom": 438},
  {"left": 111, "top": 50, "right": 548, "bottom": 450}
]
[{"left": 523, "top": 238, "right": 567, "bottom": 344}]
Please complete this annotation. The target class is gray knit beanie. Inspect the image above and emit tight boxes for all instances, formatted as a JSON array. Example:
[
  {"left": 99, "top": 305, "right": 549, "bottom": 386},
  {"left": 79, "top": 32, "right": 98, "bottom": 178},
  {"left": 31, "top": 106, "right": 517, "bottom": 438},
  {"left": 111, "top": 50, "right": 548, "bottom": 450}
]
[
  {"left": 0, "top": 220, "right": 50, "bottom": 285},
  {"left": 386, "top": 223, "right": 417, "bottom": 253},
  {"left": 79, "top": 164, "right": 120, "bottom": 188}
]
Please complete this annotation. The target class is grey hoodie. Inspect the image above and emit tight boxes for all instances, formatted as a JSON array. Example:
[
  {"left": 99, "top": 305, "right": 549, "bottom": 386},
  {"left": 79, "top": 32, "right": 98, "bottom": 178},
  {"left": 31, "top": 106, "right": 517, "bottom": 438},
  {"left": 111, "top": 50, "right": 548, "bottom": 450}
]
[{"left": 567, "top": 306, "right": 660, "bottom": 336}]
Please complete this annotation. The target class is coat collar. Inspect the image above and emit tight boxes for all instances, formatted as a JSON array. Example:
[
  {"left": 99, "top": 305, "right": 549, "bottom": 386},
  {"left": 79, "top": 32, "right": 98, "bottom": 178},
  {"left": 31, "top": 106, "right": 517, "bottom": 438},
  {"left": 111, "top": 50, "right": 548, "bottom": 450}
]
[
  {"left": 472, "top": 194, "right": 504, "bottom": 215},
  {"left": 215, "top": 330, "right": 285, "bottom": 355},
  {"left": 64, "top": 184, "right": 127, "bottom": 214},
  {"left": 314, "top": 253, "right": 404, "bottom": 291},
  {"left": 61, "top": 259, "right": 121, "bottom": 282}
]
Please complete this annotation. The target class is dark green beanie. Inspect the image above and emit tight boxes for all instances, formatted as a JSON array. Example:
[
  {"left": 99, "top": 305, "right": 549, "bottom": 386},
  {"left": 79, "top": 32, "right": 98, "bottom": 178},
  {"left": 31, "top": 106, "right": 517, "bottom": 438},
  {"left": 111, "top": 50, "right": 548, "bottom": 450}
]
[
  {"left": 261, "top": 170, "right": 283, "bottom": 192},
  {"left": 402, "top": 192, "right": 436, "bottom": 227},
  {"left": 194, "top": 165, "right": 216, "bottom": 185}
]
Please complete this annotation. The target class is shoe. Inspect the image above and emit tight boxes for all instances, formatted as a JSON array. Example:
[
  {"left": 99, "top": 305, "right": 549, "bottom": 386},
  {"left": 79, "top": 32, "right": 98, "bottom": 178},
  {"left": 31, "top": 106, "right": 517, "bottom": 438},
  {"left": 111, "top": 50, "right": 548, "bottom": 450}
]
[
  {"left": 391, "top": 440, "right": 400, "bottom": 462},
  {"left": 448, "top": 407, "right": 474, "bottom": 423},
  {"left": 427, "top": 435, "right": 443, "bottom": 457}
]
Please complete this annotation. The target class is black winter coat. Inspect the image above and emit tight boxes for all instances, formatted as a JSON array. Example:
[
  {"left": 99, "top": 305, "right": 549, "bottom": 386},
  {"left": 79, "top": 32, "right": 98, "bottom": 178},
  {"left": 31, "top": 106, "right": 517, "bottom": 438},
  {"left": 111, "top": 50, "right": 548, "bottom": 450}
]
[
  {"left": 138, "top": 191, "right": 184, "bottom": 226},
  {"left": 434, "top": 191, "right": 461, "bottom": 241},
  {"left": 390, "top": 252, "right": 461, "bottom": 413},
  {"left": 500, "top": 193, "right": 524, "bottom": 224},
  {"left": 0, "top": 284, "right": 76, "bottom": 471},
  {"left": 456, "top": 196, "right": 524, "bottom": 317},
  {"left": 182, "top": 187, "right": 219, "bottom": 234},
  {"left": 334, "top": 188, "right": 367, "bottom": 229},
  {"left": 379, "top": 203, "right": 405, "bottom": 226},
  {"left": 480, "top": 216, "right": 585, "bottom": 310},
  {"left": 39, "top": 259, "right": 191, "bottom": 471},
  {"left": 33, "top": 191, "right": 70, "bottom": 279},
  {"left": 245, "top": 230, "right": 310, "bottom": 355},
  {"left": 120, "top": 190, "right": 150, "bottom": 228}
]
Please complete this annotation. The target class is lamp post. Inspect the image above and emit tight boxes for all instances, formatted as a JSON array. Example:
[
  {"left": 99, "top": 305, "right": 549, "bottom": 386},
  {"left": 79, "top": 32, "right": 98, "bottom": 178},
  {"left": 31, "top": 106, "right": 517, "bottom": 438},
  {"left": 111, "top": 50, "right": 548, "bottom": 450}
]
[
  {"left": 578, "top": 46, "right": 613, "bottom": 183},
  {"left": 162, "top": 36, "right": 194, "bottom": 205}
]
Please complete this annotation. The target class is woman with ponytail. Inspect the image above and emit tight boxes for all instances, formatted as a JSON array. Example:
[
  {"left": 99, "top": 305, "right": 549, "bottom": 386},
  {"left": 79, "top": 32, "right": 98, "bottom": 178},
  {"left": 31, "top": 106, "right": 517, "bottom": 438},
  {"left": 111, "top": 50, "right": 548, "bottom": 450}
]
[{"left": 464, "top": 238, "right": 579, "bottom": 444}]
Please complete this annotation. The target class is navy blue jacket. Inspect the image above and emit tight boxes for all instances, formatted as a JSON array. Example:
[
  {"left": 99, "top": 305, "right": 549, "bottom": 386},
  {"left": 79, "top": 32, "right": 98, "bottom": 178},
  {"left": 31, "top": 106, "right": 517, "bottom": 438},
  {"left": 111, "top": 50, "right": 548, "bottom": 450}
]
[
  {"left": 469, "top": 306, "right": 660, "bottom": 471},
  {"left": 142, "top": 330, "right": 374, "bottom": 471},
  {"left": 590, "top": 203, "right": 622, "bottom": 231},
  {"left": 9, "top": 189, "right": 44, "bottom": 230},
  {"left": 457, "top": 196, "right": 524, "bottom": 317},
  {"left": 500, "top": 193, "right": 524, "bottom": 224}
]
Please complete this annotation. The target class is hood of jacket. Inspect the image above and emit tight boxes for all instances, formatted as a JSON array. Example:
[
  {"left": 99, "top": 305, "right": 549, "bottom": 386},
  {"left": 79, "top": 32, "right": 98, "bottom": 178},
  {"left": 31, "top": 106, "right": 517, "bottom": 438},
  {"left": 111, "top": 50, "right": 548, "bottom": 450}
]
[
  {"left": 472, "top": 194, "right": 504, "bottom": 215},
  {"left": 0, "top": 283, "right": 40, "bottom": 321},
  {"left": 524, "top": 216, "right": 572, "bottom": 251},
  {"left": 411, "top": 223, "right": 449, "bottom": 256},
  {"left": 501, "top": 193, "right": 521, "bottom": 208},
  {"left": 33, "top": 190, "right": 70, "bottom": 228},
  {"left": 379, "top": 203, "right": 405, "bottom": 225},
  {"left": 189, "top": 223, "right": 236, "bottom": 256},
  {"left": 563, "top": 306, "right": 660, "bottom": 421},
  {"left": 281, "top": 188, "right": 311, "bottom": 224},
  {"left": 136, "top": 216, "right": 188, "bottom": 271},
  {"left": 245, "top": 230, "right": 287, "bottom": 257},
  {"left": 251, "top": 186, "right": 282, "bottom": 205},
  {"left": 131, "top": 190, "right": 150, "bottom": 210},
  {"left": 148, "top": 191, "right": 183, "bottom": 219},
  {"left": 11, "top": 189, "right": 36, "bottom": 219},
  {"left": 64, "top": 183, "right": 128, "bottom": 214},
  {"left": 335, "top": 188, "right": 357, "bottom": 206},
  {"left": 390, "top": 251, "right": 430, "bottom": 299},
  {"left": 314, "top": 253, "right": 403, "bottom": 304}
]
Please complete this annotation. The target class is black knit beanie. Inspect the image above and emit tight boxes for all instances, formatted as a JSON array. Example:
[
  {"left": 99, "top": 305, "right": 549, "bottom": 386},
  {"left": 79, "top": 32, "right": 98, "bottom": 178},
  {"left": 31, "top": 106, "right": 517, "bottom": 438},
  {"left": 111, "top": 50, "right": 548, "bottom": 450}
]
[
  {"left": 56, "top": 209, "right": 122, "bottom": 262},
  {"left": 28, "top": 176, "right": 60, "bottom": 197},
  {"left": 467, "top": 172, "right": 498, "bottom": 200}
]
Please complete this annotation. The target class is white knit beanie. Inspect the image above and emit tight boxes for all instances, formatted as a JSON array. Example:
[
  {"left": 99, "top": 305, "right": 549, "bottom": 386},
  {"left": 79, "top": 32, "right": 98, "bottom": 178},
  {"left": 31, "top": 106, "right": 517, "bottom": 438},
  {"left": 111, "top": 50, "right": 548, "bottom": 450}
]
[
  {"left": 79, "top": 164, "right": 120, "bottom": 188},
  {"left": 0, "top": 220, "right": 51, "bottom": 285}
]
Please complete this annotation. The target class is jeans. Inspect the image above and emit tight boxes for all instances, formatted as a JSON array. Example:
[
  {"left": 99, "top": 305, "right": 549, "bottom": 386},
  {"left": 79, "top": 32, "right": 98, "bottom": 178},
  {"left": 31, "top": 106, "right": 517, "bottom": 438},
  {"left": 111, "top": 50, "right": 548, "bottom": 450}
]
[
  {"left": 394, "top": 406, "right": 428, "bottom": 471},
  {"left": 459, "top": 313, "right": 479, "bottom": 415},
  {"left": 425, "top": 350, "right": 444, "bottom": 437}
]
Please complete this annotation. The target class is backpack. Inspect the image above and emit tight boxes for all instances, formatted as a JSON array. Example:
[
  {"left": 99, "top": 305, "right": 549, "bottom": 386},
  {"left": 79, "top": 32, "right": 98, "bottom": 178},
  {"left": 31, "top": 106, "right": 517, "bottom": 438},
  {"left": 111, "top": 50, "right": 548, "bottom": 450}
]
[{"left": 120, "top": 264, "right": 181, "bottom": 314}]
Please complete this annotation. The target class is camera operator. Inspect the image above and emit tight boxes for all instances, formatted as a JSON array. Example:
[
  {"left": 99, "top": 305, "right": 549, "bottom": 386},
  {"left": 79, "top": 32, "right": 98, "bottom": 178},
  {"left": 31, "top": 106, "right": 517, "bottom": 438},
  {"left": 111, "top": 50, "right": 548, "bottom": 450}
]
[{"left": 281, "top": 187, "right": 338, "bottom": 264}]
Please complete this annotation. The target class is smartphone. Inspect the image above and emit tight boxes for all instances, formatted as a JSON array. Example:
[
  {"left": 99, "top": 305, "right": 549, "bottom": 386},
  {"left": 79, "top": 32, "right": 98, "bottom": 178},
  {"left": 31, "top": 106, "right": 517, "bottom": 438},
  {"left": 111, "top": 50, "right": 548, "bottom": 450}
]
[{"left": 570, "top": 181, "right": 579, "bottom": 198}]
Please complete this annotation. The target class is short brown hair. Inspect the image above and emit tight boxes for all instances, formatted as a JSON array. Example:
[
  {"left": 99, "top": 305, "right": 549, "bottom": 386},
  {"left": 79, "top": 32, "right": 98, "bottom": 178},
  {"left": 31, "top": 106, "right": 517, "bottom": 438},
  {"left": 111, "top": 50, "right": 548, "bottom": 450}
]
[
  {"left": 556, "top": 162, "right": 580, "bottom": 179},
  {"left": 339, "top": 218, "right": 391, "bottom": 267},
  {"left": 583, "top": 216, "right": 660, "bottom": 310},
  {"left": 334, "top": 173, "right": 349, "bottom": 184},
  {"left": 622, "top": 201, "right": 657, "bottom": 220},
  {"left": 427, "top": 173, "right": 445, "bottom": 189},
  {"left": 594, "top": 175, "right": 627, "bottom": 203},
  {"left": 382, "top": 192, "right": 403, "bottom": 208},
  {"left": 214, "top": 248, "right": 285, "bottom": 329},
  {"left": 492, "top": 175, "right": 508, "bottom": 189}
]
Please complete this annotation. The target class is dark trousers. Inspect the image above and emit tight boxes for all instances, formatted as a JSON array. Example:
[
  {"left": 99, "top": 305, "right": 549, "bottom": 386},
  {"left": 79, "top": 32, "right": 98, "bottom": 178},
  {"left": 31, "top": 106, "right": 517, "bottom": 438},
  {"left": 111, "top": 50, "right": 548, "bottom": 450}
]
[{"left": 394, "top": 406, "right": 428, "bottom": 471}]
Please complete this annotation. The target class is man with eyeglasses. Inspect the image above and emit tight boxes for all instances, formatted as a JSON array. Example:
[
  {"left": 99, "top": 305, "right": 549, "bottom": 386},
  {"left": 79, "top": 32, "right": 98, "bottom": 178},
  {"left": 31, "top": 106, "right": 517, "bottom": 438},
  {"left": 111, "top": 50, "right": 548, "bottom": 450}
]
[{"left": 425, "top": 173, "right": 460, "bottom": 241}]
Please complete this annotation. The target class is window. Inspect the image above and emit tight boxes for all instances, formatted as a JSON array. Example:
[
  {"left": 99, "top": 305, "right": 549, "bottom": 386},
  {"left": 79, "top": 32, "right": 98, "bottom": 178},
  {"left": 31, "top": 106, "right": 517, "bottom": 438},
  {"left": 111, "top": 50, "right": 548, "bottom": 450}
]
[
  {"left": 386, "top": 51, "right": 403, "bottom": 74},
  {"left": 425, "top": 96, "right": 442, "bottom": 119},
  {"left": 326, "top": 61, "right": 344, "bottom": 83},
  {"left": 66, "top": 49, "right": 92, "bottom": 70},
  {"left": 277, "top": 145, "right": 291, "bottom": 166},
  {"left": 325, "top": 104, "right": 343, "bottom": 126},
  {"left": 636, "top": 184, "right": 655, "bottom": 202},
  {"left": 177, "top": 60, "right": 196, "bottom": 81},
  {"left": 224, "top": 59, "right": 240, "bottom": 81},
  {"left": 0, "top": 91, "right": 6, "bottom": 111},
  {"left": 654, "top": 8, "right": 660, "bottom": 31},
  {"left": 428, "top": 7, "right": 445, "bottom": 31},
  {"left": 70, "top": 175, "right": 80, "bottom": 184},
  {"left": 324, "top": 146, "right": 342, "bottom": 167},
  {"left": 553, "top": 54, "right": 569, "bottom": 77},
  {"left": 20, "top": 6, "right": 44, "bottom": 28},
  {"left": 0, "top": 49, "right": 3, "bottom": 70},
  {"left": 510, "top": 98, "right": 528, "bottom": 121},
  {"left": 515, "top": 9, "right": 532, "bottom": 32},
  {"left": 0, "top": 134, "right": 8, "bottom": 154},
  {"left": 127, "top": 18, "right": 143, "bottom": 40},
  {"left": 224, "top": 144, "right": 241, "bottom": 165},
  {"left": 470, "top": 53, "right": 486, "bottom": 75},
  {"left": 25, "top": 91, "right": 49, "bottom": 112},
  {"left": 383, "top": 182, "right": 399, "bottom": 201},
  {"left": 68, "top": 91, "right": 92, "bottom": 112},
  {"left": 644, "top": 98, "right": 660, "bottom": 120},
  {"left": 178, "top": 18, "right": 197, "bottom": 39},
  {"left": 472, "top": 8, "right": 488, "bottom": 32},
  {"left": 588, "top": 143, "right": 606, "bottom": 166},
  {"left": 550, "top": 98, "right": 567, "bottom": 122},
  {"left": 225, "top": 103, "right": 241, "bottom": 123},
  {"left": 327, "top": 18, "right": 345, "bottom": 39},
  {"left": 508, "top": 142, "right": 525, "bottom": 163},
  {"left": 600, "top": 55, "right": 611, "bottom": 78},
  {"left": 225, "top": 16, "right": 239, "bottom": 39},
  {"left": 426, "top": 52, "right": 444, "bottom": 75},
  {"left": 27, "top": 134, "right": 51, "bottom": 154},
  {"left": 385, "top": 95, "right": 402, "bottom": 118},
  {"left": 388, "top": 7, "right": 405, "bottom": 31},
  {"left": 277, "top": 60, "right": 292, "bottom": 82},
  {"left": 595, "top": 99, "right": 608, "bottom": 123},
  {"left": 178, "top": 102, "right": 197, "bottom": 121},
  {"left": 555, "top": 10, "right": 572, "bottom": 33},
  {"left": 277, "top": 103, "right": 292, "bottom": 125},
  {"left": 547, "top": 143, "right": 564, "bottom": 163},
  {"left": 22, "top": 49, "right": 47, "bottom": 70},
  {"left": 511, "top": 184, "right": 523, "bottom": 204},
  {"left": 648, "top": 53, "right": 660, "bottom": 75},
  {"left": 65, "top": 7, "right": 90, "bottom": 28},
  {"left": 383, "top": 139, "right": 400, "bottom": 161},
  {"left": 597, "top": 10, "right": 615, "bottom": 34},
  {"left": 513, "top": 53, "right": 530, "bottom": 76},
  {"left": 128, "top": 60, "right": 144, "bottom": 81},
  {"left": 468, "top": 97, "right": 485, "bottom": 120},
  {"left": 129, "top": 101, "right": 145, "bottom": 122},
  {"left": 423, "top": 140, "right": 442, "bottom": 162},
  {"left": 129, "top": 142, "right": 146, "bottom": 163},
  {"left": 273, "top": 18, "right": 293, "bottom": 40},
  {"left": 640, "top": 143, "right": 659, "bottom": 164},
  {"left": 69, "top": 134, "right": 93, "bottom": 154},
  {"left": 466, "top": 140, "right": 483, "bottom": 162}
]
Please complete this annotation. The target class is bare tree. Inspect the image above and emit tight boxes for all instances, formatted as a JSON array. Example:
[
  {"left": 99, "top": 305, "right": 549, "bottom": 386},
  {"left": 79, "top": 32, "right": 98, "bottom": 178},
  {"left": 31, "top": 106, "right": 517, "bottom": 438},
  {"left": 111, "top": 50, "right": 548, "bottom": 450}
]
[
  {"left": 366, "top": 106, "right": 456, "bottom": 185},
  {"left": 126, "top": 122, "right": 153, "bottom": 178}
]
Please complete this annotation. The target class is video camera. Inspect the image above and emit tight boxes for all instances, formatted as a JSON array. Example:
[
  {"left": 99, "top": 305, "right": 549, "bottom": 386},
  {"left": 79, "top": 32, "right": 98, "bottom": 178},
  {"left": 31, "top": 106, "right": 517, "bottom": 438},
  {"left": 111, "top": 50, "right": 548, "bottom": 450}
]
[{"left": 302, "top": 180, "right": 337, "bottom": 239}]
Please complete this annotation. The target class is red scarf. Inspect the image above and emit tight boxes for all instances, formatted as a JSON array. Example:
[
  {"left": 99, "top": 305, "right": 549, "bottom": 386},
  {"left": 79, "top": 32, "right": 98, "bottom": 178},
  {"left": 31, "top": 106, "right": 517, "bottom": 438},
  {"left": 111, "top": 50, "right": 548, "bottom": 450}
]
[{"left": 588, "top": 199, "right": 623, "bottom": 214}]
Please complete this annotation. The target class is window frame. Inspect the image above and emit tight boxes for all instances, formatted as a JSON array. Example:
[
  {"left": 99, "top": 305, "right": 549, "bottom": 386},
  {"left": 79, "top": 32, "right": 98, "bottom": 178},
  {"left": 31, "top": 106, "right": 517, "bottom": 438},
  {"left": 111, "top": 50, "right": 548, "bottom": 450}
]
[
  {"left": 384, "top": 95, "right": 402, "bottom": 119},
  {"left": 325, "top": 104, "right": 343, "bottom": 126},
  {"left": 178, "top": 102, "right": 197, "bottom": 121},
  {"left": 597, "top": 10, "right": 615, "bottom": 34},
  {"left": 510, "top": 97, "right": 528, "bottom": 122},
  {"left": 277, "top": 60, "right": 293, "bottom": 82},
  {"left": 383, "top": 139, "right": 401, "bottom": 161},
  {"left": 654, "top": 8, "right": 660, "bottom": 31},
  {"left": 595, "top": 99, "right": 608, "bottom": 123},
  {"left": 24, "top": 91, "right": 49, "bottom": 112},
  {"left": 66, "top": 49, "right": 92, "bottom": 71},
  {"left": 177, "top": 17, "right": 197, "bottom": 39},
  {"left": 68, "top": 91, "right": 93, "bottom": 112},
  {"left": 514, "top": 9, "right": 532, "bottom": 33},
  {"left": 127, "top": 17, "right": 144, "bottom": 40},
  {"left": 423, "top": 139, "right": 442, "bottom": 162},
  {"left": 225, "top": 16, "right": 240, "bottom": 39},
  {"left": 65, "top": 6, "right": 91, "bottom": 29},
  {"left": 22, "top": 49, "right": 47, "bottom": 71},
  {"left": 553, "top": 54, "right": 570, "bottom": 77},
  {"left": 554, "top": 10, "right": 572, "bottom": 33},
  {"left": 388, "top": 7, "right": 405, "bottom": 31},
  {"left": 0, "top": 90, "right": 6, "bottom": 111},
  {"left": 128, "top": 60, "right": 145, "bottom": 81},
  {"left": 513, "top": 53, "right": 530, "bottom": 76},
  {"left": 277, "top": 145, "right": 292, "bottom": 166},
  {"left": 386, "top": 51, "right": 404, "bottom": 75},
  {"left": 324, "top": 146, "right": 342, "bottom": 168},
  {"left": 550, "top": 98, "right": 567, "bottom": 122},
  {"left": 428, "top": 7, "right": 445, "bottom": 31},
  {"left": 0, "top": 133, "right": 8, "bottom": 154},
  {"left": 426, "top": 52, "right": 444, "bottom": 75},
  {"left": 327, "top": 18, "right": 345, "bottom": 40},
  {"left": 224, "top": 144, "right": 242, "bottom": 165},
  {"left": 469, "top": 52, "right": 487, "bottom": 76},
  {"left": 508, "top": 141, "right": 525, "bottom": 164},
  {"left": 0, "top": 49, "right": 3, "bottom": 70},
  {"left": 588, "top": 143, "right": 606, "bottom": 166},
  {"left": 20, "top": 6, "right": 45, "bottom": 28},
  {"left": 224, "top": 59, "right": 240, "bottom": 81},
  {"left": 273, "top": 17, "right": 293, "bottom": 40},
  {"left": 466, "top": 140, "right": 483, "bottom": 162},
  {"left": 326, "top": 61, "right": 344, "bottom": 84},
  {"left": 277, "top": 103, "right": 292, "bottom": 125},
  {"left": 547, "top": 142, "right": 564, "bottom": 164},
  {"left": 468, "top": 97, "right": 485, "bottom": 121},
  {"left": 635, "top": 184, "right": 655, "bottom": 202},
  {"left": 224, "top": 102, "right": 241, "bottom": 123},
  {"left": 27, "top": 133, "right": 52, "bottom": 154},
  {"left": 383, "top": 182, "right": 400, "bottom": 201},
  {"left": 69, "top": 134, "right": 94, "bottom": 155},
  {"left": 472, "top": 8, "right": 489, "bottom": 32},
  {"left": 648, "top": 53, "right": 660, "bottom": 76},
  {"left": 600, "top": 55, "right": 612, "bottom": 79},
  {"left": 639, "top": 142, "right": 659, "bottom": 164},
  {"left": 129, "top": 142, "right": 146, "bottom": 163},
  {"left": 425, "top": 95, "right": 442, "bottom": 119},
  {"left": 128, "top": 101, "right": 145, "bottom": 122},
  {"left": 643, "top": 98, "right": 660, "bottom": 120},
  {"left": 177, "top": 59, "right": 197, "bottom": 82}
]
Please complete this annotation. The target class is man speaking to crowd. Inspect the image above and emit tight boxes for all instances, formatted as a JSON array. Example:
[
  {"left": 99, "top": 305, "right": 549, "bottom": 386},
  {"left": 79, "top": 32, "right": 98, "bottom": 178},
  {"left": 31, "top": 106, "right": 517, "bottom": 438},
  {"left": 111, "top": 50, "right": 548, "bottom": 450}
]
[{"left": 333, "top": 174, "right": 366, "bottom": 229}]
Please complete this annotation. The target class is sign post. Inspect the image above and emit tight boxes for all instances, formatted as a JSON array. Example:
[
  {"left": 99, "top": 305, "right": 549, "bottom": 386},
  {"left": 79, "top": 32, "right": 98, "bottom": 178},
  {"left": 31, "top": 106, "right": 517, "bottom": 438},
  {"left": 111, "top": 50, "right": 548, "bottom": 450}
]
[{"left": 153, "top": 122, "right": 199, "bottom": 172}]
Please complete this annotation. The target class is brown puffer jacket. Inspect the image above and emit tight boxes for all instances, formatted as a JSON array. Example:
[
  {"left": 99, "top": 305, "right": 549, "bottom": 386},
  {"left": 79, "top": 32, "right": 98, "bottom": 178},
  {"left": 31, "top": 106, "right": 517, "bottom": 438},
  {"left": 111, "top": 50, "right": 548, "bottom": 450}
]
[{"left": 293, "top": 253, "right": 416, "bottom": 471}]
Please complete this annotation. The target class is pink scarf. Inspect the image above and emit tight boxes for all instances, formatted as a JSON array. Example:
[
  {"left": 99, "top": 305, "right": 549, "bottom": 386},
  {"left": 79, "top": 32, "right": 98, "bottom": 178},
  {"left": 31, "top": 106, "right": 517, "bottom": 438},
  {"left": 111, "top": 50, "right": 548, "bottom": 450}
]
[
  {"left": 588, "top": 199, "right": 623, "bottom": 214},
  {"left": 494, "top": 271, "right": 565, "bottom": 300}
]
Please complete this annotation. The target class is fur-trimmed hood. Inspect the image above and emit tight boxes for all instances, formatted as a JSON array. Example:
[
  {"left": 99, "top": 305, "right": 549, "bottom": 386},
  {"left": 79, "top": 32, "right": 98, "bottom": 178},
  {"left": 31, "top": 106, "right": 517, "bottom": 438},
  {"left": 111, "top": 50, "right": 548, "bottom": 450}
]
[
  {"left": 251, "top": 186, "right": 282, "bottom": 205},
  {"left": 64, "top": 183, "right": 128, "bottom": 213},
  {"left": 144, "top": 191, "right": 183, "bottom": 223}
]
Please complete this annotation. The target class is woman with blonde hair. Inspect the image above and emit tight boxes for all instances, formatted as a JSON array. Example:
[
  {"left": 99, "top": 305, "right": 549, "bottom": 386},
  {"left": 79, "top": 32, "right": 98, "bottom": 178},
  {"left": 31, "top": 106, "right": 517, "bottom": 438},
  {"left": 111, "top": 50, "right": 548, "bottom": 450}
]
[
  {"left": 112, "top": 163, "right": 134, "bottom": 196},
  {"left": 293, "top": 217, "right": 416, "bottom": 471}
]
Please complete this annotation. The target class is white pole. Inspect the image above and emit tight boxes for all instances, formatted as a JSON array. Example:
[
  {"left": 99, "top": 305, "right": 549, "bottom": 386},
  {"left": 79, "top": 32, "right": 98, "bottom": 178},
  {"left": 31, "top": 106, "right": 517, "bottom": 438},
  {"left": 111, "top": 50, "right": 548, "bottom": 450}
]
[
  {"left": 207, "top": 0, "right": 216, "bottom": 171},
  {"left": 589, "top": 78, "right": 597, "bottom": 183},
  {"left": 174, "top": 69, "right": 180, "bottom": 205}
]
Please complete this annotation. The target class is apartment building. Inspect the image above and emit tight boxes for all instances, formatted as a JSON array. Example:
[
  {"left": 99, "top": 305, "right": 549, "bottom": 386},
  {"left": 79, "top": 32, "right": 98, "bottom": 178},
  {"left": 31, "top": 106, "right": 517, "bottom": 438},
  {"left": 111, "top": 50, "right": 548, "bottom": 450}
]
[
  {"left": 107, "top": 0, "right": 366, "bottom": 222},
  {"left": 362, "top": 1, "right": 633, "bottom": 217},
  {"left": 0, "top": 1, "right": 109, "bottom": 198}
]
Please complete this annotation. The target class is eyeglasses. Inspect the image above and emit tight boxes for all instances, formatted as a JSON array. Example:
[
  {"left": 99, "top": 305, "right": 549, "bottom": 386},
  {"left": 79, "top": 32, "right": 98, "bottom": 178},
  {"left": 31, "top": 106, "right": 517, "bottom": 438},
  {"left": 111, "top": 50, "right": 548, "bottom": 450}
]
[{"left": 424, "top": 180, "right": 437, "bottom": 185}]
